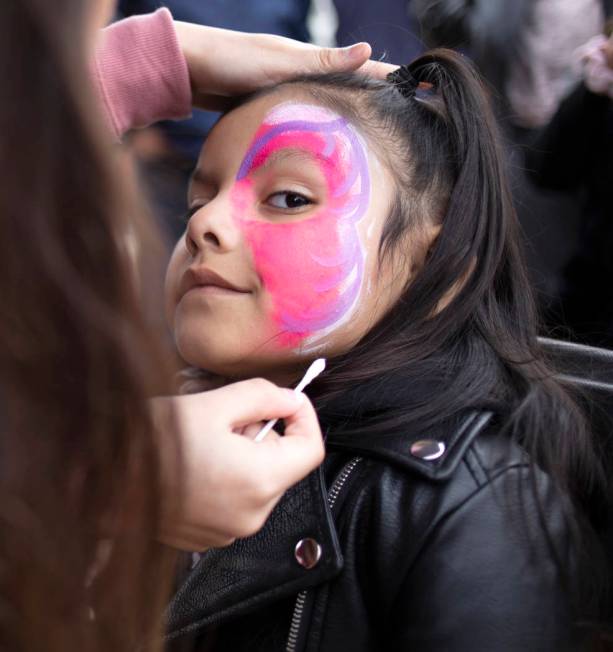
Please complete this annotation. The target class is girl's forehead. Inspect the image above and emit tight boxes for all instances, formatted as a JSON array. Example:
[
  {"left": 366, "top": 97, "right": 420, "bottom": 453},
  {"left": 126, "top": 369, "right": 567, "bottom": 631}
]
[
  {"left": 222, "top": 95, "right": 346, "bottom": 142},
  {"left": 200, "top": 95, "right": 348, "bottom": 176},
  {"left": 253, "top": 100, "right": 341, "bottom": 124},
  {"left": 197, "top": 91, "right": 387, "bottom": 190}
]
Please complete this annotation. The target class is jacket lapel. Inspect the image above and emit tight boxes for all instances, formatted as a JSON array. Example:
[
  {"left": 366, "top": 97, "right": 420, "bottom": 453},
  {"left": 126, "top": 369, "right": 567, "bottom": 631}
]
[{"left": 166, "top": 466, "right": 343, "bottom": 641}]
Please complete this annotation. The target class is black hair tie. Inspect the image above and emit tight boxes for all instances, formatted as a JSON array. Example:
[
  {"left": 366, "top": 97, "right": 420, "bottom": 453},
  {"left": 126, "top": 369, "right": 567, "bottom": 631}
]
[
  {"left": 387, "top": 65, "right": 418, "bottom": 99},
  {"left": 387, "top": 65, "right": 435, "bottom": 100}
]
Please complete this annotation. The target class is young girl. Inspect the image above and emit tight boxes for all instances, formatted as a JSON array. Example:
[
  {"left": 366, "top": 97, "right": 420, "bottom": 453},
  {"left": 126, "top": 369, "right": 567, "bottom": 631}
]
[{"left": 163, "top": 49, "right": 606, "bottom": 650}]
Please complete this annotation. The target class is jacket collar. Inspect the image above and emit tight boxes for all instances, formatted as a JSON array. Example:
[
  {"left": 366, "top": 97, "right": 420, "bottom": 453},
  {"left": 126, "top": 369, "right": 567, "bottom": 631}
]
[
  {"left": 326, "top": 409, "right": 493, "bottom": 481},
  {"left": 318, "top": 370, "right": 496, "bottom": 481}
]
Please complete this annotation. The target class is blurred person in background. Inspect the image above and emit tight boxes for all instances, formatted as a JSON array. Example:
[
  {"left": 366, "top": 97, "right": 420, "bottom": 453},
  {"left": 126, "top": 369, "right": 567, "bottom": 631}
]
[
  {"left": 0, "top": 0, "right": 390, "bottom": 649},
  {"left": 412, "top": 0, "right": 605, "bottom": 123},
  {"left": 413, "top": 0, "right": 609, "bottom": 341},
  {"left": 526, "top": 20, "right": 613, "bottom": 348}
]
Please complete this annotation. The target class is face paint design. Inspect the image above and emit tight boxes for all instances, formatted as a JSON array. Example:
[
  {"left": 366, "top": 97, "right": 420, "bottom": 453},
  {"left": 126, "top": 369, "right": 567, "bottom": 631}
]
[{"left": 231, "top": 103, "right": 371, "bottom": 349}]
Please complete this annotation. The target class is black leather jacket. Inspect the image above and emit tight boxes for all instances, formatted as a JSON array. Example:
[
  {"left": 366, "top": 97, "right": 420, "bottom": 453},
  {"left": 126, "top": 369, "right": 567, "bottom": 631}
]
[{"left": 166, "top": 398, "right": 583, "bottom": 652}]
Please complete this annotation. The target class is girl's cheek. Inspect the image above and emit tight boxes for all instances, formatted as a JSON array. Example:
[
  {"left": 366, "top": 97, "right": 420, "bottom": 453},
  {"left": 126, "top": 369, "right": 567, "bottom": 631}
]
[
  {"left": 231, "top": 182, "right": 363, "bottom": 349},
  {"left": 241, "top": 213, "right": 350, "bottom": 348}
]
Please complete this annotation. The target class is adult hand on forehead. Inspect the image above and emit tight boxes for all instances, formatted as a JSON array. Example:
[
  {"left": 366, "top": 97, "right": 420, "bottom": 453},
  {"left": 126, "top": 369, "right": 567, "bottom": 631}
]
[
  {"left": 151, "top": 379, "right": 324, "bottom": 551},
  {"left": 173, "top": 21, "right": 397, "bottom": 111}
]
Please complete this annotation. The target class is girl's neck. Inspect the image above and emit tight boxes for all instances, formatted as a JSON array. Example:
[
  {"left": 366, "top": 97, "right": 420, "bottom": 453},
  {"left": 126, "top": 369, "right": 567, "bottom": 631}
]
[
  {"left": 229, "top": 357, "right": 314, "bottom": 389},
  {"left": 182, "top": 364, "right": 306, "bottom": 393}
]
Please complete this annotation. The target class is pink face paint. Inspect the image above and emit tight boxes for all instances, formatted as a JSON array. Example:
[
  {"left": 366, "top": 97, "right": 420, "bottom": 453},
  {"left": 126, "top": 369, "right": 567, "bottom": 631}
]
[{"left": 231, "top": 103, "right": 371, "bottom": 349}]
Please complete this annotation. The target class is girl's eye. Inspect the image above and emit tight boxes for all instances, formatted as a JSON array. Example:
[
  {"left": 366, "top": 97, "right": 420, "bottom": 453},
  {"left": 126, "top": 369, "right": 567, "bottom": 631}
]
[{"left": 265, "top": 191, "right": 312, "bottom": 210}]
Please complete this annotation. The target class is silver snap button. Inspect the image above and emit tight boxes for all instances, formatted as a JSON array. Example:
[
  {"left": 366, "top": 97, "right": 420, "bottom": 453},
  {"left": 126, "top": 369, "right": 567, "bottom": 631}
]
[
  {"left": 410, "top": 439, "right": 446, "bottom": 461},
  {"left": 294, "top": 538, "right": 322, "bottom": 569}
]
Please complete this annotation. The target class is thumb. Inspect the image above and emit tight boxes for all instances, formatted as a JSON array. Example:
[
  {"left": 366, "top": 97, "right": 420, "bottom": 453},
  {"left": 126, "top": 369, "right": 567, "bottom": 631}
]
[{"left": 314, "top": 42, "right": 372, "bottom": 73}]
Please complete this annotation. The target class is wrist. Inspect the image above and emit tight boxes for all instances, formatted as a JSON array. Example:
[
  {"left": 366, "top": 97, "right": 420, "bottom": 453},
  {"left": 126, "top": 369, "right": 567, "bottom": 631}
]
[
  {"left": 173, "top": 22, "right": 193, "bottom": 87},
  {"left": 173, "top": 21, "right": 211, "bottom": 95}
]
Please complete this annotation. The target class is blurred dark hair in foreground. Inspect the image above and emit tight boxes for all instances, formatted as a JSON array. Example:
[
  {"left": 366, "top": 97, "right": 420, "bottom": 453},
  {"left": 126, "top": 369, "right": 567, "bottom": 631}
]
[{"left": 0, "top": 2, "right": 178, "bottom": 651}]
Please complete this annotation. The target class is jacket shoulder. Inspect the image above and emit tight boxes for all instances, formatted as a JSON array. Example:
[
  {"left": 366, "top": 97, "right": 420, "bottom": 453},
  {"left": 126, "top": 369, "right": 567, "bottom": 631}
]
[
  {"left": 327, "top": 409, "right": 527, "bottom": 483},
  {"left": 329, "top": 416, "right": 576, "bottom": 650},
  {"left": 328, "top": 410, "right": 561, "bottom": 574}
]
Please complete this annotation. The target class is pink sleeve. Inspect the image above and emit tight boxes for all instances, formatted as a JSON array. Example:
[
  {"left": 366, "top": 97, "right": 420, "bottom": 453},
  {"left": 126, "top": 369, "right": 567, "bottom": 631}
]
[{"left": 93, "top": 8, "right": 192, "bottom": 139}]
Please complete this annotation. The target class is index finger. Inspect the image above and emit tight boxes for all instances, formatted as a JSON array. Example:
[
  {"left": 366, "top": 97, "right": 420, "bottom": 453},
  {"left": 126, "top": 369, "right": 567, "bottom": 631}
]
[{"left": 356, "top": 59, "right": 398, "bottom": 79}]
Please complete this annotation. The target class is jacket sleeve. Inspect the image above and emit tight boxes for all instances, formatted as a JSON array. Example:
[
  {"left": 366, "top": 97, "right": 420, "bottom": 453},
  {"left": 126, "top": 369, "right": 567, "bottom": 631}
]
[
  {"left": 92, "top": 9, "right": 192, "bottom": 140},
  {"left": 387, "top": 465, "right": 583, "bottom": 652}
]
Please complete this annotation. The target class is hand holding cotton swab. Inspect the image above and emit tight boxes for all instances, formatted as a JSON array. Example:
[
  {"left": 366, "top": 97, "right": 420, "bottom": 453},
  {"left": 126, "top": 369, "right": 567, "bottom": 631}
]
[{"left": 253, "top": 358, "right": 326, "bottom": 443}]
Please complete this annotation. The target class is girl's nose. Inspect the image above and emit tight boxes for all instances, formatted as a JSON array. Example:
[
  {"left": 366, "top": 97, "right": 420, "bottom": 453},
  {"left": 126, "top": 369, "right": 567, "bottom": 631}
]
[{"left": 184, "top": 198, "right": 241, "bottom": 256}]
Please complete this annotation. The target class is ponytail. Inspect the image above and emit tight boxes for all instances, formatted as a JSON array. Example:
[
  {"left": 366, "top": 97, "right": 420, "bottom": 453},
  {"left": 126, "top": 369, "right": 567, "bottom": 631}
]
[{"left": 397, "top": 50, "right": 533, "bottom": 353}]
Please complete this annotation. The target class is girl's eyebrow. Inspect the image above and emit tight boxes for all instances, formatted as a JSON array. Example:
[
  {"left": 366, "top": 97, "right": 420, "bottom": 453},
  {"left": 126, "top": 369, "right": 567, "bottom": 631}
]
[
  {"left": 256, "top": 148, "right": 326, "bottom": 172},
  {"left": 191, "top": 147, "right": 331, "bottom": 192},
  {"left": 191, "top": 149, "right": 319, "bottom": 186}
]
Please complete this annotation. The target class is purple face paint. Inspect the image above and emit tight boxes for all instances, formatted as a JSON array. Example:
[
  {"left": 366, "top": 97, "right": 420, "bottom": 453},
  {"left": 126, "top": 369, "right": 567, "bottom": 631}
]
[{"left": 231, "top": 103, "right": 371, "bottom": 349}]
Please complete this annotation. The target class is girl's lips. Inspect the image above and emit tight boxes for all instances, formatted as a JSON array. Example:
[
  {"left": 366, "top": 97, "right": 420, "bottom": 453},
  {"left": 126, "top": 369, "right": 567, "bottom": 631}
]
[
  {"left": 184, "top": 284, "right": 247, "bottom": 297},
  {"left": 179, "top": 266, "right": 251, "bottom": 299}
]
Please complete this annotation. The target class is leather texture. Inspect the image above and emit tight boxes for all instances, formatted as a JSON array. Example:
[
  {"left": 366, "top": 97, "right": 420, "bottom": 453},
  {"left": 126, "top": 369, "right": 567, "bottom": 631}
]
[
  {"left": 166, "top": 410, "right": 582, "bottom": 651},
  {"left": 167, "top": 466, "right": 342, "bottom": 640}
]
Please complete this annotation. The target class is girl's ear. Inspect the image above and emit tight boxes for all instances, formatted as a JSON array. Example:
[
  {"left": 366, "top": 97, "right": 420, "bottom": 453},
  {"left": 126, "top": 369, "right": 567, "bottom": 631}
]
[
  {"left": 424, "top": 222, "right": 442, "bottom": 258},
  {"left": 411, "top": 222, "right": 442, "bottom": 274},
  {"left": 379, "top": 221, "right": 442, "bottom": 294},
  {"left": 435, "top": 255, "right": 476, "bottom": 315}
]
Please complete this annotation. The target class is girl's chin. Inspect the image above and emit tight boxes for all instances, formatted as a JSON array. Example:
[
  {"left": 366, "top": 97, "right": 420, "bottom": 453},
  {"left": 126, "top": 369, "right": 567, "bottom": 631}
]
[{"left": 175, "top": 325, "right": 334, "bottom": 379}]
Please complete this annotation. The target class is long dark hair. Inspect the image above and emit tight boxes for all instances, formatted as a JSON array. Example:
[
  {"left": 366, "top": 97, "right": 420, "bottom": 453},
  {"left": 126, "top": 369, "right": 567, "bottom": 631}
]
[
  {"left": 0, "top": 2, "right": 177, "bottom": 650},
  {"left": 246, "top": 49, "right": 609, "bottom": 619}
]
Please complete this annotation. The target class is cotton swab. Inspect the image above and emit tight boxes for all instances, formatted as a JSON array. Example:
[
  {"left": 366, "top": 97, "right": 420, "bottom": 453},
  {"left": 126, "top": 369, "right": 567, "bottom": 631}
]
[{"left": 253, "top": 358, "right": 326, "bottom": 443}]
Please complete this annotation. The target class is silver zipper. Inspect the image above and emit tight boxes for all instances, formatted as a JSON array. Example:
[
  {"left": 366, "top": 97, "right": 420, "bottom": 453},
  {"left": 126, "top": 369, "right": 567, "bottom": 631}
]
[
  {"left": 285, "top": 457, "right": 362, "bottom": 652},
  {"left": 285, "top": 591, "right": 308, "bottom": 651}
]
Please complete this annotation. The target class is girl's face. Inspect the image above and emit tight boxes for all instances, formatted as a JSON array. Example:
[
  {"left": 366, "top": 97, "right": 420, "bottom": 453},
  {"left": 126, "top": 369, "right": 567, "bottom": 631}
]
[{"left": 165, "top": 91, "right": 407, "bottom": 380}]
